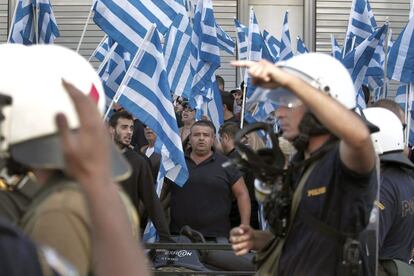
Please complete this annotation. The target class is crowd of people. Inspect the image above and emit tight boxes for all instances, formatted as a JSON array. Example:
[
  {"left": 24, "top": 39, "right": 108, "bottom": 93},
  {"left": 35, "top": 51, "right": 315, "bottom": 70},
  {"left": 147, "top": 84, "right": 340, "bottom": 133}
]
[{"left": 0, "top": 44, "right": 413, "bottom": 276}]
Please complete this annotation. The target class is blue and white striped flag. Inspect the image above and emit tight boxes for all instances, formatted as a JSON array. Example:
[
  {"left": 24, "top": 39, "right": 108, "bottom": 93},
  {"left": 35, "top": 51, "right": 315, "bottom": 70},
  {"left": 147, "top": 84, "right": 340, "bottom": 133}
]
[
  {"left": 395, "top": 84, "right": 414, "bottom": 145},
  {"left": 116, "top": 27, "right": 188, "bottom": 187},
  {"left": 296, "top": 36, "right": 309, "bottom": 54},
  {"left": 91, "top": 35, "right": 109, "bottom": 62},
  {"left": 279, "top": 11, "right": 294, "bottom": 61},
  {"left": 164, "top": 12, "right": 193, "bottom": 98},
  {"left": 342, "top": 24, "right": 388, "bottom": 109},
  {"left": 345, "top": 0, "right": 377, "bottom": 46},
  {"left": 364, "top": 35, "right": 386, "bottom": 90},
  {"left": 190, "top": 0, "right": 221, "bottom": 99},
  {"left": 234, "top": 19, "right": 248, "bottom": 61},
  {"left": 263, "top": 30, "right": 281, "bottom": 62},
  {"left": 216, "top": 22, "right": 235, "bottom": 55},
  {"left": 93, "top": 0, "right": 182, "bottom": 54},
  {"left": 9, "top": 0, "right": 59, "bottom": 44},
  {"left": 207, "top": 79, "right": 224, "bottom": 133},
  {"left": 387, "top": 15, "right": 414, "bottom": 83},
  {"left": 331, "top": 35, "right": 342, "bottom": 60}
]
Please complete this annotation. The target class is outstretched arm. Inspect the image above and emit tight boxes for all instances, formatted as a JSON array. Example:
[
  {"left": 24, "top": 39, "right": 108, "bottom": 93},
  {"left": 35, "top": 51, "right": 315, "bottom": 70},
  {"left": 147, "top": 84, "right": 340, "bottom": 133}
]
[
  {"left": 56, "top": 80, "right": 150, "bottom": 276},
  {"left": 232, "top": 60, "right": 375, "bottom": 174}
]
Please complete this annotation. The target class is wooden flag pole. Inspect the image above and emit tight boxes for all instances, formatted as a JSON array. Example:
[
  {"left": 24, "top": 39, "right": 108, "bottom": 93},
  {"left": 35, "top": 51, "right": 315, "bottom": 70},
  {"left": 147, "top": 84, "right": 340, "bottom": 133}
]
[
  {"left": 76, "top": 1, "right": 94, "bottom": 52},
  {"left": 33, "top": 0, "right": 39, "bottom": 44}
]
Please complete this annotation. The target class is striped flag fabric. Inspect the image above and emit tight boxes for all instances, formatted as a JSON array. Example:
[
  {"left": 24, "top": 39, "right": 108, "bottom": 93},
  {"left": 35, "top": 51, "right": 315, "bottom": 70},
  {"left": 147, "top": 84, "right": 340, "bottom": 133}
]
[
  {"left": 331, "top": 35, "right": 342, "bottom": 60},
  {"left": 164, "top": 11, "right": 193, "bottom": 98},
  {"left": 234, "top": 18, "right": 248, "bottom": 61},
  {"left": 9, "top": 0, "right": 59, "bottom": 44},
  {"left": 342, "top": 23, "right": 388, "bottom": 109},
  {"left": 387, "top": 15, "right": 414, "bottom": 83},
  {"left": 93, "top": 0, "right": 182, "bottom": 54},
  {"left": 279, "top": 11, "right": 294, "bottom": 61},
  {"left": 263, "top": 29, "right": 281, "bottom": 62},
  {"left": 296, "top": 36, "right": 309, "bottom": 54},
  {"left": 216, "top": 22, "right": 235, "bottom": 55},
  {"left": 206, "top": 79, "right": 224, "bottom": 133},
  {"left": 115, "top": 26, "right": 188, "bottom": 188},
  {"left": 190, "top": 0, "right": 221, "bottom": 99},
  {"left": 90, "top": 35, "right": 109, "bottom": 62},
  {"left": 345, "top": 0, "right": 377, "bottom": 46},
  {"left": 395, "top": 84, "right": 414, "bottom": 145}
]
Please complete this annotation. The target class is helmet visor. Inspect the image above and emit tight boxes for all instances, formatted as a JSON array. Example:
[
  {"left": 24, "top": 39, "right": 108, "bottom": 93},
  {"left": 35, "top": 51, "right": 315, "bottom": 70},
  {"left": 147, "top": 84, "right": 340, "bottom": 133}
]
[{"left": 265, "top": 87, "right": 303, "bottom": 108}]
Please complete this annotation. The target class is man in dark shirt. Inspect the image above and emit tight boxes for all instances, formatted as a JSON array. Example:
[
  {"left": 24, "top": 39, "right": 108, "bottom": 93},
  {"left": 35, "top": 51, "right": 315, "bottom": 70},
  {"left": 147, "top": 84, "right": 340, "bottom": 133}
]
[
  {"left": 169, "top": 120, "right": 251, "bottom": 239},
  {"left": 364, "top": 107, "right": 414, "bottom": 263},
  {"left": 221, "top": 91, "right": 240, "bottom": 125},
  {"left": 219, "top": 122, "right": 259, "bottom": 229},
  {"left": 230, "top": 54, "right": 377, "bottom": 275},
  {"left": 109, "top": 111, "right": 170, "bottom": 240}
]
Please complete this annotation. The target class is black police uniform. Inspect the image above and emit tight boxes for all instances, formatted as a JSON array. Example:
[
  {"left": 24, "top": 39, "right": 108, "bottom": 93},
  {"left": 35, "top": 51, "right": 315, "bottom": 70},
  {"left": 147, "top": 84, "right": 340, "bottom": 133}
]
[
  {"left": 378, "top": 152, "right": 414, "bottom": 262},
  {"left": 277, "top": 144, "right": 377, "bottom": 276}
]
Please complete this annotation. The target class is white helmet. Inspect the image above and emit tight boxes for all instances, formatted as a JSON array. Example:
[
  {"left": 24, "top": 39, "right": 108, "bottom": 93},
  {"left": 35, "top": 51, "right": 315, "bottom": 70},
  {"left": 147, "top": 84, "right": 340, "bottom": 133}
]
[
  {"left": 363, "top": 107, "right": 404, "bottom": 154},
  {"left": 0, "top": 44, "right": 130, "bottom": 180},
  {"left": 363, "top": 107, "right": 413, "bottom": 167},
  {"left": 256, "top": 53, "right": 356, "bottom": 109}
]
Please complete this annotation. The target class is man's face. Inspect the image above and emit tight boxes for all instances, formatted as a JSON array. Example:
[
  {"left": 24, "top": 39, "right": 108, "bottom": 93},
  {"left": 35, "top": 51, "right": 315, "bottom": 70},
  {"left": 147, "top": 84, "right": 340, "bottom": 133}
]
[
  {"left": 113, "top": 118, "right": 134, "bottom": 148},
  {"left": 232, "top": 91, "right": 242, "bottom": 105},
  {"left": 144, "top": 127, "right": 156, "bottom": 143},
  {"left": 190, "top": 125, "right": 214, "bottom": 156},
  {"left": 275, "top": 105, "right": 306, "bottom": 141}
]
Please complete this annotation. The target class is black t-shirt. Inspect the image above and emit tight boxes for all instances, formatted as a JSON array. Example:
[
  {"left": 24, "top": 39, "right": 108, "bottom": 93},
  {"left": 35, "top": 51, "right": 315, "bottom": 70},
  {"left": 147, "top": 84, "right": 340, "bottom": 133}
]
[
  {"left": 170, "top": 151, "right": 242, "bottom": 237},
  {"left": 278, "top": 144, "right": 377, "bottom": 276},
  {"left": 379, "top": 164, "right": 414, "bottom": 262},
  {"left": 122, "top": 148, "right": 171, "bottom": 240}
]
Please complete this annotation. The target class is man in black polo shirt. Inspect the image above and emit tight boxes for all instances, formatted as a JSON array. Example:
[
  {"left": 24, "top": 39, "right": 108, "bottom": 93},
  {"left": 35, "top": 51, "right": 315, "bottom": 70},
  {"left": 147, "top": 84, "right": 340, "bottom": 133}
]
[
  {"left": 169, "top": 120, "right": 251, "bottom": 239},
  {"left": 230, "top": 54, "right": 377, "bottom": 275}
]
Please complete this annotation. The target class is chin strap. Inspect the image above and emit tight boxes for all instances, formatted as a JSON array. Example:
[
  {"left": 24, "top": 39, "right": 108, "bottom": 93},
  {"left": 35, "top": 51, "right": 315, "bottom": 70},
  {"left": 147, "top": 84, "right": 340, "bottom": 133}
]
[{"left": 292, "top": 112, "right": 330, "bottom": 152}]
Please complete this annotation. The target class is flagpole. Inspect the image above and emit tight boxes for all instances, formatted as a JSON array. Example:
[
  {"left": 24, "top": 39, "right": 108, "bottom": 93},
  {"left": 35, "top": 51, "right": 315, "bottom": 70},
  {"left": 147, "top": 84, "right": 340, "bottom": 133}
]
[
  {"left": 33, "top": 0, "right": 38, "bottom": 44},
  {"left": 407, "top": 86, "right": 413, "bottom": 145},
  {"left": 88, "top": 35, "right": 108, "bottom": 62},
  {"left": 76, "top": 1, "right": 94, "bottom": 52},
  {"left": 103, "top": 25, "right": 156, "bottom": 120},
  {"left": 7, "top": 0, "right": 20, "bottom": 42},
  {"left": 239, "top": 83, "right": 247, "bottom": 129},
  {"left": 382, "top": 20, "right": 390, "bottom": 98}
]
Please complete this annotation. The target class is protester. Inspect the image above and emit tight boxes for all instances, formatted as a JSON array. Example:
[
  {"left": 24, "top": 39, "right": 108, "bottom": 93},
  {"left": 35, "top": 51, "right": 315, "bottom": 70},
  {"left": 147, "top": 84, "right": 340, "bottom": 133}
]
[
  {"left": 230, "top": 54, "right": 377, "bottom": 275},
  {"left": 230, "top": 89, "right": 243, "bottom": 116},
  {"left": 141, "top": 126, "right": 161, "bottom": 180},
  {"left": 364, "top": 108, "right": 414, "bottom": 266},
  {"left": 219, "top": 122, "right": 259, "bottom": 229},
  {"left": 216, "top": 75, "right": 225, "bottom": 92},
  {"left": 109, "top": 111, "right": 171, "bottom": 241},
  {"left": 222, "top": 91, "right": 240, "bottom": 124},
  {"left": 179, "top": 101, "right": 196, "bottom": 142},
  {"left": 169, "top": 120, "right": 251, "bottom": 239}
]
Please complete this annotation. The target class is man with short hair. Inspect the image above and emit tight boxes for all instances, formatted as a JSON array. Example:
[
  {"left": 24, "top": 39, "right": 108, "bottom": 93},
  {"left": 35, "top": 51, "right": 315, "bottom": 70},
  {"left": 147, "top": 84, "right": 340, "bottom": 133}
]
[
  {"left": 221, "top": 91, "right": 239, "bottom": 124},
  {"left": 170, "top": 120, "right": 251, "bottom": 239},
  {"left": 219, "top": 122, "right": 259, "bottom": 229},
  {"left": 109, "top": 111, "right": 171, "bottom": 241}
]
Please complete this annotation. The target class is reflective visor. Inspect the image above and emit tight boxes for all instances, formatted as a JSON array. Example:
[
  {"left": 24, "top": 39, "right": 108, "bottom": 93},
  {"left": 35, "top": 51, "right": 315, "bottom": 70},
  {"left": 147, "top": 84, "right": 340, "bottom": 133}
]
[{"left": 264, "top": 87, "right": 303, "bottom": 108}]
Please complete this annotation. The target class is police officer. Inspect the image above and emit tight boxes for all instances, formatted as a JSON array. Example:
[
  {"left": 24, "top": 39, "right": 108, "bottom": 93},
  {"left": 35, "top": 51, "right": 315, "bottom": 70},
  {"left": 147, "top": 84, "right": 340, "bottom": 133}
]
[
  {"left": 230, "top": 54, "right": 377, "bottom": 275},
  {"left": 364, "top": 108, "right": 414, "bottom": 268}
]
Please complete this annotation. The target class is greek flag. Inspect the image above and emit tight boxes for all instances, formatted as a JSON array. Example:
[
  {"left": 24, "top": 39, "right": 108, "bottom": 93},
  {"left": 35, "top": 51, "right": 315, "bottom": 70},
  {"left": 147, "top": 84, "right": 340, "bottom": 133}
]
[
  {"left": 345, "top": 0, "right": 377, "bottom": 46},
  {"left": 164, "top": 12, "right": 193, "bottom": 98},
  {"left": 234, "top": 19, "right": 248, "bottom": 61},
  {"left": 216, "top": 22, "right": 235, "bottom": 55},
  {"left": 279, "top": 11, "right": 294, "bottom": 61},
  {"left": 331, "top": 35, "right": 342, "bottom": 60},
  {"left": 387, "top": 15, "right": 414, "bottom": 83},
  {"left": 116, "top": 26, "right": 188, "bottom": 189},
  {"left": 263, "top": 30, "right": 281, "bottom": 62},
  {"left": 364, "top": 35, "right": 386, "bottom": 90},
  {"left": 9, "top": 0, "right": 59, "bottom": 44},
  {"left": 395, "top": 84, "right": 414, "bottom": 145},
  {"left": 342, "top": 24, "right": 388, "bottom": 109},
  {"left": 190, "top": 0, "right": 220, "bottom": 98},
  {"left": 91, "top": 35, "right": 109, "bottom": 62},
  {"left": 296, "top": 36, "right": 309, "bottom": 54},
  {"left": 207, "top": 79, "right": 224, "bottom": 133},
  {"left": 93, "top": 0, "right": 182, "bottom": 54}
]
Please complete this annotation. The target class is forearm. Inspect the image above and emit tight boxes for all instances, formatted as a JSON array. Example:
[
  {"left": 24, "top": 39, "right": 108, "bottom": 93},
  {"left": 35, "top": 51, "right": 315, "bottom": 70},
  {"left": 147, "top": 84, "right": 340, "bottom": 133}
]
[
  {"left": 251, "top": 230, "right": 274, "bottom": 251},
  {"left": 81, "top": 176, "right": 150, "bottom": 276},
  {"left": 237, "top": 194, "right": 251, "bottom": 226}
]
